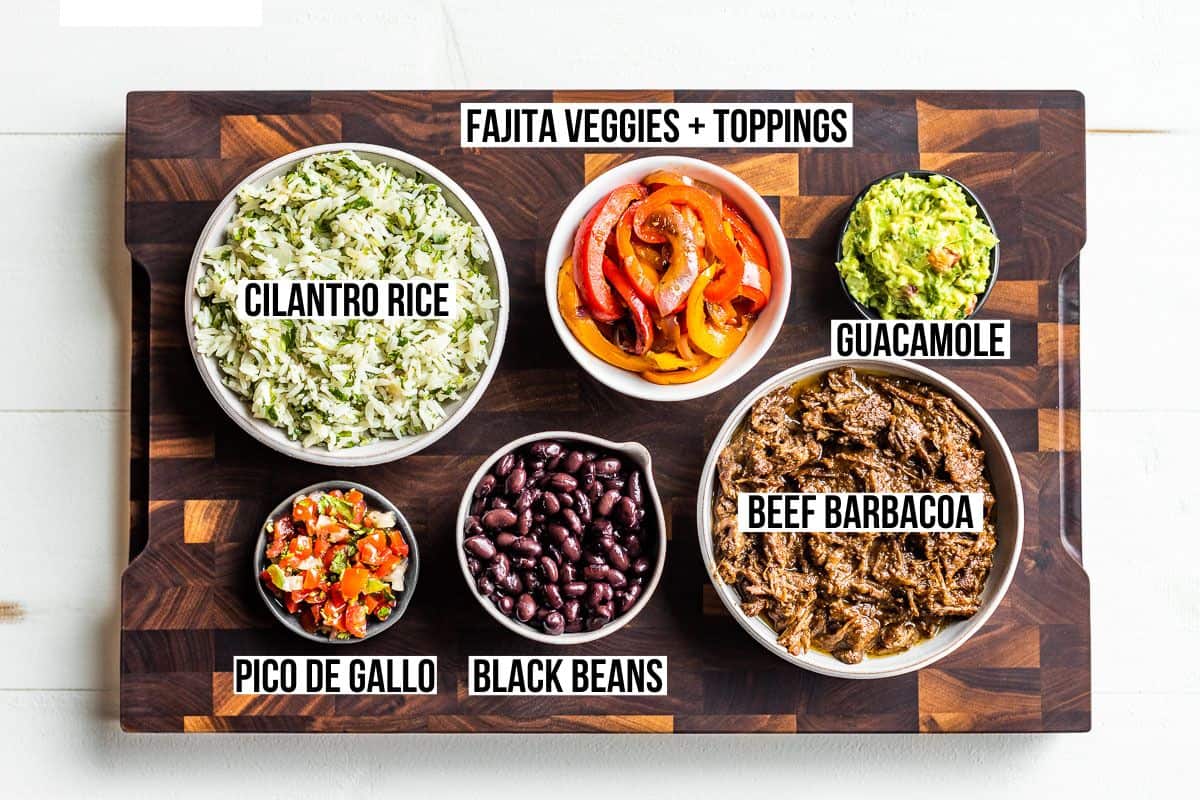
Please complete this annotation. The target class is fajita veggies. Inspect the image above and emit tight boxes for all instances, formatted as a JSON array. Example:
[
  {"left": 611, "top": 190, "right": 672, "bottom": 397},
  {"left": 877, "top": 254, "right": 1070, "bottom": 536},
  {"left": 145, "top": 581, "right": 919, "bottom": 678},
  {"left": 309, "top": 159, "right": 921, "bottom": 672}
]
[
  {"left": 837, "top": 173, "right": 997, "bottom": 320},
  {"left": 559, "top": 171, "right": 773, "bottom": 384},
  {"left": 260, "top": 487, "right": 410, "bottom": 639}
]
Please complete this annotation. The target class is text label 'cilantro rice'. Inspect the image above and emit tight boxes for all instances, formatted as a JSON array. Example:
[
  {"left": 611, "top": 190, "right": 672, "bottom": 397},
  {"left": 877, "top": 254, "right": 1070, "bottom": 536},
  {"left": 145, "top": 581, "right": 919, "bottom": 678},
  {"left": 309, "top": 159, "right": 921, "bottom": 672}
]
[
  {"left": 236, "top": 280, "right": 455, "bottom": 321},
  {"left": 737, "top": 492, "right": 985, "bottom": 533}
]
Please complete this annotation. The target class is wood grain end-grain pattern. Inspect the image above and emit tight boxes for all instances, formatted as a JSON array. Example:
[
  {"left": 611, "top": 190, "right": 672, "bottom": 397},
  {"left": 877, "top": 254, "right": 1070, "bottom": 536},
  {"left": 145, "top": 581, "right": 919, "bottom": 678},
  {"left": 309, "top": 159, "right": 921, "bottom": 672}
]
[{"left": 122, "top": 90, "right": 1089, "bottom": 734}]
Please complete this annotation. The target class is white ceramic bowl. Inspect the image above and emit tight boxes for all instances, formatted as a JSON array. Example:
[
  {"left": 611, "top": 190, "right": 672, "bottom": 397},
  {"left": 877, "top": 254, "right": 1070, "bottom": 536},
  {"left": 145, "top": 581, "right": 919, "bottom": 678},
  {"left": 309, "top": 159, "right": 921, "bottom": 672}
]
[
  {"left": 184, "top": 143, "right": 509, "bottom": 466},
  {"left": 696, "top": 356, "right": 1024, "bottom": 679},
  {"left": 455, "top": 431, "right": 668, "bottom": 645},
  {"left": 544, "top": 156, "right": 792, "bottom": 402}
]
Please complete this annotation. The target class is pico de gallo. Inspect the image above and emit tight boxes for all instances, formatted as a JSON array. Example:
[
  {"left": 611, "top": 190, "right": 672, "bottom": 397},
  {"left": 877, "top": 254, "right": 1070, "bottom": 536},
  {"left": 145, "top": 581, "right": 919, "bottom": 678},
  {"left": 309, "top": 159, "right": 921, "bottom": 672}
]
[
  {"left": 560, "top": 170, "right": 774, "bottom": 384},
  {"left": 259, "top": 487, "right": 410, "bottom": 640}
]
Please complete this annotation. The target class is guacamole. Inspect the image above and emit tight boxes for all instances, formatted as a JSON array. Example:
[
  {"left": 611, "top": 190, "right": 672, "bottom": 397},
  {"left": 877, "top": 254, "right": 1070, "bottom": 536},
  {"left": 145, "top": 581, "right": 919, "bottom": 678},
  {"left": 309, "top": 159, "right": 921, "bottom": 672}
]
[{"left": 836, "top": 173, "right": 997, "bottom": 319}]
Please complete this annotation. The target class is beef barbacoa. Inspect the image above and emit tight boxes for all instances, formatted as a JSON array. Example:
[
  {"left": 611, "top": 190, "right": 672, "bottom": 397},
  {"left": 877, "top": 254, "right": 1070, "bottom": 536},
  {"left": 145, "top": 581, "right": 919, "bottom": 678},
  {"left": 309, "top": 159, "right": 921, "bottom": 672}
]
[{"left": 712, "top": 367, "right": 997, "bottom": 664}]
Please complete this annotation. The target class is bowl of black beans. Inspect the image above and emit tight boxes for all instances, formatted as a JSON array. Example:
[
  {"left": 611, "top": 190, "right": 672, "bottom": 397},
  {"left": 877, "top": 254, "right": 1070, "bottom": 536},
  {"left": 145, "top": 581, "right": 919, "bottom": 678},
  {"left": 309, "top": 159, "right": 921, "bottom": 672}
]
[{"left": 457, "top": 432, "right": 666, "bottom": 643}]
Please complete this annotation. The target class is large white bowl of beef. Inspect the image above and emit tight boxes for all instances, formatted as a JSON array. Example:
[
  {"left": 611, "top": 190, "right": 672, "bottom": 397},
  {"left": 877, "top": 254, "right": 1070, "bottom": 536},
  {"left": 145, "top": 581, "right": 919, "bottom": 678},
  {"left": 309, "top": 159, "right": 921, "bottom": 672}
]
[{"left": 696, "top": 356, "right": 1023, "bottom": 679}]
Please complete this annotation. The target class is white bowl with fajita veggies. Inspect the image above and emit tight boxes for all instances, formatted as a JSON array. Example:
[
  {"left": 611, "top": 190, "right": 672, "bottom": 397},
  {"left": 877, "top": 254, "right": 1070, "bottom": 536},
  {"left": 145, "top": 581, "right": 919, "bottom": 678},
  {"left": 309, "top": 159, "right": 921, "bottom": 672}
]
[{"left": 185, "top": 143, "right": 509, "bottom": 466}]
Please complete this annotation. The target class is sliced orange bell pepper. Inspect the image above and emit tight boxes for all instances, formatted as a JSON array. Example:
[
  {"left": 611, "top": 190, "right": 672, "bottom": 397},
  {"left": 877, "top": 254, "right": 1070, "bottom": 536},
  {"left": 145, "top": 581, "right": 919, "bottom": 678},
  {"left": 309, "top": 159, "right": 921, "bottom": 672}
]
[
  {"left": 633, "top": 204, "right": 700, "bottom": 316},
  {"left": 558, "top": 259, "right": 654, "bottom": 372},
  {"left": 615, "top": 206, "right": 659, "bottom": 304},
  {"left": 634, "top": 184, "right": 744, "bottom": 304},
  {"left": 687, "top": 267, "right": 750, "bottom": 358}
]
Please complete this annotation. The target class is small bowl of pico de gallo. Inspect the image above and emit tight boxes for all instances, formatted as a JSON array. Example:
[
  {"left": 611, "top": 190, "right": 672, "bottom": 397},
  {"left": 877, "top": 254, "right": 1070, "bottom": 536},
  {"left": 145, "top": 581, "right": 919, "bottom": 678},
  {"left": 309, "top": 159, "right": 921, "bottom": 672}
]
[{"left": 254, "top": 481, "right": 419, "bottom": 643}]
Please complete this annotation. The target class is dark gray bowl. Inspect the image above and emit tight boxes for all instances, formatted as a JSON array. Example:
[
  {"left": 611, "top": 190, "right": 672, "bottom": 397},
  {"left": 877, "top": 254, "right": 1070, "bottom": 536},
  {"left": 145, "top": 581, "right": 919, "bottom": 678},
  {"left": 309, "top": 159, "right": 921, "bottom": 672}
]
[
  {"left": 253, "top": 480, "right": 419, "bottom": 644},
  {"left": 834, "top": 169, "right": 1000, "bottom": 320}
]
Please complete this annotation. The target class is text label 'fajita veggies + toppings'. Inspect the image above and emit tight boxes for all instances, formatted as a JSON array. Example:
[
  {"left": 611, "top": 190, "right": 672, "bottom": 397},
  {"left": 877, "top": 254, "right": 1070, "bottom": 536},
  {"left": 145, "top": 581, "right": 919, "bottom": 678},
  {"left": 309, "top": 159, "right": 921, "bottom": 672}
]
[
  {"left": 260, "top": 487, "right": 410, "bottom": 639},
  {"left": 558, "top": 171, "right": 773, "bottom": 385}
]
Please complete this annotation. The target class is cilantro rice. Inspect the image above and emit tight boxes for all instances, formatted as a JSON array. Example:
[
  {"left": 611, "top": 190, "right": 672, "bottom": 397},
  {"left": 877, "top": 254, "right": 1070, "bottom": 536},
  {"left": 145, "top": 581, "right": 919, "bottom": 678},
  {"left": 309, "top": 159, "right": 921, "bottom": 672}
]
[{"left": 193, "top": 150, "right": 498, "bottom": 450}]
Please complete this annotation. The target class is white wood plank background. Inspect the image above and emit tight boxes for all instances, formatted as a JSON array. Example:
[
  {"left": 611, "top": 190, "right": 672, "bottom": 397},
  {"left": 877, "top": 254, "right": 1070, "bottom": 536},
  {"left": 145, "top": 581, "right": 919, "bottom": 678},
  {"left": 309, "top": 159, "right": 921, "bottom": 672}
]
[{"left": 0, "top": 1, "right": 1195, "bottom": 796}]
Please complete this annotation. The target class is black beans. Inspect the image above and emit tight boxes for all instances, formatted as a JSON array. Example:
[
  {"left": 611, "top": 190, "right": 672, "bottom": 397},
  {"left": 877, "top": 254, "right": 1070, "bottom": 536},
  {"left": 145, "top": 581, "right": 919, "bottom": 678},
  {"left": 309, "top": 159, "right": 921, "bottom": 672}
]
[
  {"left": 561, "top": 536, "right": 582, "bottom": 562},
  {"left": 545, "top": 472, "right": 577, "bottom": 493},
  {"left": 463, "top": 438, "right": 656, "bottom": 636},
  {"left": 606, "top": 542, "right": 630, "bottom": 571},
  {"left": 614, "top": 497, "right": 638, "bottom": 528},
  {"left": 515, "top": 593, "right": 536, "bottom": 622},
  {"left": 475, "top": 473, "right": 496, "bottom": 498},
  {"left": 464, "top": 535, "right": 496, "bottom": 560},
  {"left": 505, "top": 467, "right": 527, "bottom": 495},
  {"left": 543, "top": 611, "right": 565, "bottom": 635},
  {"left": 494, "top": 453, "right": 516, "bottom": 478},
  {"left": 626, "top": 471, "right": 643, "bottom": 505},
  {"left": 595, "top": 457, "right": 621, "bottom": 476},
  {"left": 597, "top": 488, "right": 621, "bottom": 517},
  {"left": 529, "top": 440, "right": 563, "bottom": 460},
  {"left": 539, "top": 556, "right": 559, "bottom": 584},
  {"left": 482, "top": 508, "right": 517, "bottom": 529},
  {"left": 563, "top": 450, "right": 584, "bottom": 473}
]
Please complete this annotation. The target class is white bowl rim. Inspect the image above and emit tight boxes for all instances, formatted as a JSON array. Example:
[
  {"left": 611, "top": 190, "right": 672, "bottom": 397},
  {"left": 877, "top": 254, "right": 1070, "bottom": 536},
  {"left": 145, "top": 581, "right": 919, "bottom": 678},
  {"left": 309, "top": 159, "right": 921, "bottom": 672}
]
[
  {"left": 183, "top": 142, "right": 510, "bottom": 467},
  {"left": 543, "top": 155, "right": 792, "bottom": 402},
  {"left": 695, "top": 355, "right": 1025, "bottom": 679},
  {"left": 455, "top": 430, "right": 668, "bottom": 645}
]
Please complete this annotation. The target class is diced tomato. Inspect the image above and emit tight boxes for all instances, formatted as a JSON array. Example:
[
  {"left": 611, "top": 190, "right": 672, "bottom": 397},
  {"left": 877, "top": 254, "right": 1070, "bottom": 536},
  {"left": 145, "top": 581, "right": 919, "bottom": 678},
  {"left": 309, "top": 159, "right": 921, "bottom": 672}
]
[
  {"left": 343, "top": 604, "right": 368, "bottom": 638},
  {"left": 284, "top": 593, "right": 302, "bottom": 614},
  {"left": 321, "top": 599, "right": 346, "bottom": 630},
  {"left": 375, "top": 553, "right": 401, "bottom": 580},
  {"left": 323, "top": 544, "right": 347, "bottom": 568},
  {"left": 265, "top": 538, "right": 286, "bottom": 560},
  {"left": 363, "top": 594, "right": 380, "bottom": 614},
  {"left": 278, "top": 553, "right": 301, "bottom": 571},
  {"left": 290, "top": 535, "right": 312, "bottom": 559},
  {"left": 292, "top": 497, "right": 317, "bottom": 527},
  {"left": 275, "top": 516, "right": 295, "bottom": 539},
  {"left": 357, "top": 532, "right": 390, "bottom": 567},
  {"left": 339, "top": 567, "right": 370, "bottom": 602},
  {"left": 389, "top": 532, "right": 409, "bottom": 558},
  {"left": 313, "top": 539, "right": 330, "bottom": 559},
  {"left": 299, "top": 605, "right": 319, "bottom": 633},
  {"left": 329, "top": 489, "right": 344, "bottom": 499},
  {"left": 313, "top": 515, "right": 345, "bottom": 539},
  {"left": 302, "top": 568, "right": 322, "bottom": 591}
]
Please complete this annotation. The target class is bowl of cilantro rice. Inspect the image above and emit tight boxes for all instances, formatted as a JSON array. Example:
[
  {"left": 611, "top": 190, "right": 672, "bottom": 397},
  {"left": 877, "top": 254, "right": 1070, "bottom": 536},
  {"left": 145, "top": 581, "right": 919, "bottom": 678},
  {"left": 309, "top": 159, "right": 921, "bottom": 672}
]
[{"left": 186, "top": 144, "right": 508, "bottom": 466}]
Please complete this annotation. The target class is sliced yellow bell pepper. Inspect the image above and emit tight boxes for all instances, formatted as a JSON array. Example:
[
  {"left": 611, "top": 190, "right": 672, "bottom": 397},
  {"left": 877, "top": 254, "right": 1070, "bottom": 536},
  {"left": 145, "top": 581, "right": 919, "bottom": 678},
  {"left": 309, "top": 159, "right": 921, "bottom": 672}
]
[
  {"left": 640, "top": 354, "right": 726, "bottom": 385},
  {"left": 687, "top": 267, "right": 750, "bottom": 358},
  {"left": 557, "top": 259, "right": 654, "bottom": 372}
]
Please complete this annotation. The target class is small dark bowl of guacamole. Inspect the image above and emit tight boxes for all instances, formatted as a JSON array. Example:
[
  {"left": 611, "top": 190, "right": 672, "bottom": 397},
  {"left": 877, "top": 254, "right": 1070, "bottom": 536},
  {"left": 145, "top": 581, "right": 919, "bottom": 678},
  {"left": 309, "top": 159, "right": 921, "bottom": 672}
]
[{"left": 835, "top": 170, "right": 999, "bottom": 320}]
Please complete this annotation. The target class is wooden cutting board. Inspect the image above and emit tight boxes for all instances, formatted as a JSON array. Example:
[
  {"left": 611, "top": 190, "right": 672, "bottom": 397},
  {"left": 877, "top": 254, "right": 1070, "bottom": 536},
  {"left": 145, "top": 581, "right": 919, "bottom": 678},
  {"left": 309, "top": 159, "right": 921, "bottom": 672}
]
[{"left": 122, "top": 90, "right": 1089, "bottom": 733}]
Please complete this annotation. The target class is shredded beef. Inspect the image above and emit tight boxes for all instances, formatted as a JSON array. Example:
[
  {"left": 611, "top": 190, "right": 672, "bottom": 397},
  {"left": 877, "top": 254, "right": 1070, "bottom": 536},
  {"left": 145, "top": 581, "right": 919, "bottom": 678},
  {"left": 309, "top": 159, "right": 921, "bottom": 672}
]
[{"left": 712, "top": 367, "right": 997, "bottom": 664}]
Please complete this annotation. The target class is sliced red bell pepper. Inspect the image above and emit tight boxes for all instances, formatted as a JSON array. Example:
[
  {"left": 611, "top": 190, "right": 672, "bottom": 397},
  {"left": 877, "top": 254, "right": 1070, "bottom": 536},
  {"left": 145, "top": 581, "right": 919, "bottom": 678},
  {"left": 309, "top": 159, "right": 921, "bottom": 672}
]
[
  {"left": 615, "top": 205, "right": 658, "bottom": 304},
  {"left": 601, "top": 256, "right": 653, "bottom": 355},
  {"left": 572, "top": 184, "right": 648, "bottom": 322},
  {"left": 633, "top": 204, "right": 700, "bottom": 316},
  {"left": 738, "top": 262, "right": 772, "bottom": 312},
  {"left": 634, "top": 184, "right": 743, "bottom": 304}
]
